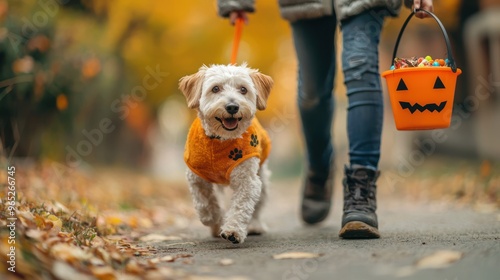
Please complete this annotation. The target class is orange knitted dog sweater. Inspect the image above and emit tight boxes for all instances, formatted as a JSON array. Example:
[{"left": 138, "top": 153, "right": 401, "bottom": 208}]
[{"left": 184, "top": 117, "right": 271, "bottom": 185}]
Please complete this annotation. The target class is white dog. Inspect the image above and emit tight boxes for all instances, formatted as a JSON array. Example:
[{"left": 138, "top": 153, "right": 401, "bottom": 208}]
[{"left": 179, "top": 64, "right": 273, "bottom": 244}]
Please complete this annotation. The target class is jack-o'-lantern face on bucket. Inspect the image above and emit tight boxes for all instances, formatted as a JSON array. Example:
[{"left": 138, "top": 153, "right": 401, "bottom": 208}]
[
  {"left": 395, "top": 76, "right": 447, "bottom": 114},
  {"left": 381, "top": 67, "right": 462, "bottom": 130}
]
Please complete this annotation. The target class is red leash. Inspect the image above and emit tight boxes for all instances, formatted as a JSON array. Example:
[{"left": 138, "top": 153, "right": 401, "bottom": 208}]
[{"left": 230, "top": 17, "right": 244, "bottom": 65}]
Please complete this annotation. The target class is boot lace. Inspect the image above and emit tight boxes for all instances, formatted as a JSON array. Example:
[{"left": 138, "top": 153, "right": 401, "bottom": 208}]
[{"left": 344, "top": 174, "right": 376, "bottom": 212}]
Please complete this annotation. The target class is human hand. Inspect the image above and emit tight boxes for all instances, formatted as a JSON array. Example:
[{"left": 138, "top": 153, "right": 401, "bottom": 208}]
[
  {"left": 413, "top": 0, "right": 434, "bottom": 19},
  {"left": 229, "top": 11, "right": 249, "bottom": 25}
]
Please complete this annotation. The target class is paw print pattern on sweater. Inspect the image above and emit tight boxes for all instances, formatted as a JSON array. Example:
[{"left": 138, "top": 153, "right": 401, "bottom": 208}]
[
  {"left": 250, "top": 134, "right": 259, "bottom": 147},
  {"left": 228, "top": 148, "right": 243, "bottom": 161}
]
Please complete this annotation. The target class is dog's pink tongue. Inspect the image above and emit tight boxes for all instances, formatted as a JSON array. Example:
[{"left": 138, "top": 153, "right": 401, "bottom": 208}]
[{"left": 223, "top": 118, "right": 238, "bottom": 129}]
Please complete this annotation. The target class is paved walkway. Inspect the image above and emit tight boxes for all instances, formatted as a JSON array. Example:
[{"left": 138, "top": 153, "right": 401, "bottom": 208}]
[{"left": 142, "top": 177, "right": 500, "bottom": 280}]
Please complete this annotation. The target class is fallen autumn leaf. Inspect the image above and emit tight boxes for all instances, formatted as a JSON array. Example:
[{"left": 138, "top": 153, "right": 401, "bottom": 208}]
[
  {"left": 219, "top": 258, "right": 234, "bottom": 266},
  {"left": 416, "top": 250, "right": 464, "bottom": 269},
  {"left": 139, "top": 233, "right": 182, "bottom": 242},
  {"left": 273, "top": 252, "right": 322, "bottom": 260}
]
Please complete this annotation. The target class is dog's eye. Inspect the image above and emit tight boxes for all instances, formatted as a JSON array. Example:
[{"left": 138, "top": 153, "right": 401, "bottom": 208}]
[
  {"left": 211, "top": 86, "right": 220, "bottom": 93},
  {"left": 240, "top": 87, "right": 247, "bottom": 95}
]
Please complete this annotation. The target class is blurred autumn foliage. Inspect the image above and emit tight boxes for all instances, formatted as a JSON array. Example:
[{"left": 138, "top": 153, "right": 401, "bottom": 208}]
[
  {"left": 0, "top": 0, "right": 473, "bottom": 169},
  {"left": 0, "top": 0, "right": 297, "bottom": 169}
]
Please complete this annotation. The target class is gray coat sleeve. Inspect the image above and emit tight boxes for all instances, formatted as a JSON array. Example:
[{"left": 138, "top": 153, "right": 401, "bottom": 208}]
[{"left": 217, "top": 0, "right": 256, "bottom": 17}]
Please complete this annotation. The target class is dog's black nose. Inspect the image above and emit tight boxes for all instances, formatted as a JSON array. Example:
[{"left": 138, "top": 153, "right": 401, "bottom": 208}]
[{"left": 225, "top": 103, "right": 239, "bottom": 115}]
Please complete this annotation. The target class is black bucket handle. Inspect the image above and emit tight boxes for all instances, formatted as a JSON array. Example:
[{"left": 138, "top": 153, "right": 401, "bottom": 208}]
[{"left": 391, "top": 9, "right": 458, "bottom": 73}]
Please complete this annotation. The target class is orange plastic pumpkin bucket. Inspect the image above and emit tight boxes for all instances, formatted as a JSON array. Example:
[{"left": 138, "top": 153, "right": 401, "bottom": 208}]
[{"left": 382, "top": 9, "right": 462, "bottom": 130}]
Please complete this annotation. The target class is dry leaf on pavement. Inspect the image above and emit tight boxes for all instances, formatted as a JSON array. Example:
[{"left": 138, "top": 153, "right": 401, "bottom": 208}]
[
  {"left": 219, "top": 258, "right": 234, "bottom": 266},
  {"left": 415, "top": 250, "right": 464, "bottom": 269},
  {"left": 273, "top": 252, "right": 322, "bottom": 260},
  {"left": 139, "top": 233, "right": 182, "bottom": 242},
  {"left": 395, "top": 250, "right": 464, "bottom": 277}
]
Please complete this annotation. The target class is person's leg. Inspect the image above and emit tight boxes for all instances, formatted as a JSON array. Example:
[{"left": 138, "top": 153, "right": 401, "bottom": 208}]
[
  {"left": 291, "top": 14, "right": 337, "bottom": 224},
  {"left": 339, "top": 8, "right": 388, "bottom": 238},
  {"left": 343, "top": 9, "right": 387, "bottom": 169}
]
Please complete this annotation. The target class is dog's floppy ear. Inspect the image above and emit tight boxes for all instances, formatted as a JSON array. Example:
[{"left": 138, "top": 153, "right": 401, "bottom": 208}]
[
  {"left": 251, "top": 71, "right": 273, "bottom": 110},
  {"left": 179, "top": 66, "right": 207, "bottom": 109}
]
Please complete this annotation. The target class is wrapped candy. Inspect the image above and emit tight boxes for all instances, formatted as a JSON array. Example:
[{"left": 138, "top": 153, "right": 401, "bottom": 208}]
[{"left": 390, "top": 56, "right": 450, "bottom": 70}]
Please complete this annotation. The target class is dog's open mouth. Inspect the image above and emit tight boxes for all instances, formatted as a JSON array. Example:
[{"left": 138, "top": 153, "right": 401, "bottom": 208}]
[{"left": 215, "top": 117, "right": 242, "bottom": 131}]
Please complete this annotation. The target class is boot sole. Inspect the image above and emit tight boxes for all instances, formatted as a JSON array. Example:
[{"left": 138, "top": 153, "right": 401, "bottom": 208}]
[{"left": 339, "top": 221, "right": 380, "bottom": 239}]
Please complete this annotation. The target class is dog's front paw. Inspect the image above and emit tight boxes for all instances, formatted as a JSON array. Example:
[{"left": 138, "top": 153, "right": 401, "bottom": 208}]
[{"left": 220, "top": 228, "right": 246, "bottom": 244}]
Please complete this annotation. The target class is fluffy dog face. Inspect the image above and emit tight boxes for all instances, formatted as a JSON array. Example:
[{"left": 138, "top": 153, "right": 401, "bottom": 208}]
[{"left": 179, "top": 64, "right": 273, "bottom": 139}]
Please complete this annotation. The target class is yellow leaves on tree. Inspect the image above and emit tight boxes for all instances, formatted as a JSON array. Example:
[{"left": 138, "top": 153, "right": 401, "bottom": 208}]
[{"left": 77, "top": 0, "right": 293, "bottom": 109}]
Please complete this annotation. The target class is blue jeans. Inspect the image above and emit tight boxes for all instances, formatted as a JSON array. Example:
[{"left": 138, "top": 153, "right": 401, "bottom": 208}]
[{"left": 291, "top": 9, "right": 387, "bottom": 174}]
